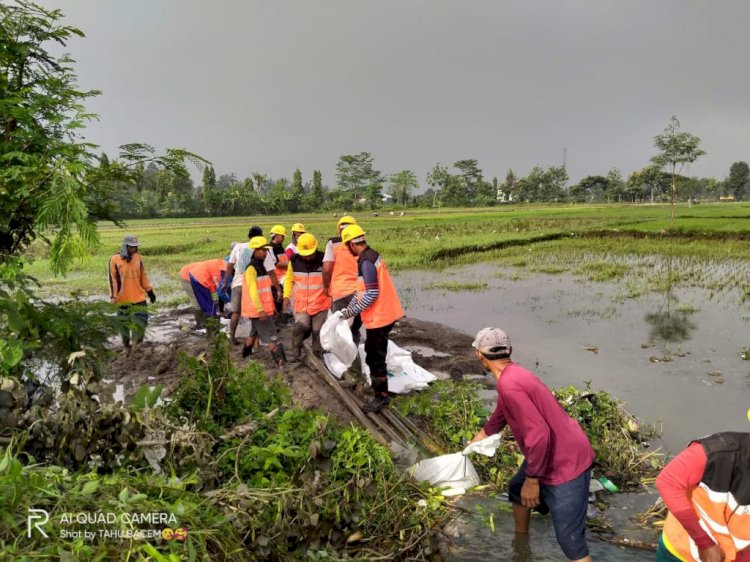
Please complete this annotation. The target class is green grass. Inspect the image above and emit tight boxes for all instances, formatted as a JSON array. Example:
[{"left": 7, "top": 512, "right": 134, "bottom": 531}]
[
  {"left": 22, "top": 202, "right": 750, "bottom": 300},
  {"left": 425, "top": 281, "right": 489, "bottom": 292}
]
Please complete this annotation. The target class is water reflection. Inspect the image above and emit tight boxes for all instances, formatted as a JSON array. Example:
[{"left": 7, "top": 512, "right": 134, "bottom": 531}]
[{"left": 643, "top": 257, "right": 696, "bottom": 348}]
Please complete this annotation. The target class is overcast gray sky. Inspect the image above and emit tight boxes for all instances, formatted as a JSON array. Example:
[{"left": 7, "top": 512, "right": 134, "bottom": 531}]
[{"left": 42, "top": 0, "right": 750, "bottom": 187}]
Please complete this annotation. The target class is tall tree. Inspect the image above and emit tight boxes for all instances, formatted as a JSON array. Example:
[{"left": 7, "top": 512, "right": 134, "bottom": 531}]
[
  {"left": 201, "top": 166, "right": 220, "bottom": 215},
  {"left": 389, "top": 170, "right": 419, "bottom": 205},
  {"left": 651, "top": 116, "right": 706, "bottom": 226},
  {"left": 725, "top": 161, "right": 750, "bottom": 201},
  {"left": 335, "top": 152, "right": 384, "bottom": 205},
  {"left": 290, "top": 168, "right": 305, "bottom": 212},
  {"left": 310, "top": 170, "right": 325, "bottom": 209}
]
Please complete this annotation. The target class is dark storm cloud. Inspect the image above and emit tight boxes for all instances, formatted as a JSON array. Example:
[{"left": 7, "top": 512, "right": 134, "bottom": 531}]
[{"left": 42, "top": 0, "right": 750, "bottom": 186}]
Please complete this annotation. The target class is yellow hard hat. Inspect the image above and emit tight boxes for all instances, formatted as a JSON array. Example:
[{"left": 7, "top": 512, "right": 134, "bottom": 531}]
[
  {"left": 270, "top": 225, "right": 287, "bottom": 236},
  {"left": 341, "top": 224, "right": 366, "bottom": 245},
  {"left": 291, "top": 223, "right": 306, "bottom": 233},
  {"left": 296, "top": 233, "right": 318, "bottom": 256},
  {"left": 248, "top": 236, "right": 271, "bottom": 250},
  {"left": 337, "top": 215, "right": 357, "bottom": 229}
]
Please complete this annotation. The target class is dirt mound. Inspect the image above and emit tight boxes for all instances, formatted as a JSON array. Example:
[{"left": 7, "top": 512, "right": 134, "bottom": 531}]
[{"left": 106, "top": 311, "right": 481, "bottom": 423}]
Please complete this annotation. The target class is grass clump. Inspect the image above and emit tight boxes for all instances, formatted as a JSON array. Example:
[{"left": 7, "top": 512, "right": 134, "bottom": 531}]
[{"left": 425, "top": 280, "right": 488, "bottom": 292}]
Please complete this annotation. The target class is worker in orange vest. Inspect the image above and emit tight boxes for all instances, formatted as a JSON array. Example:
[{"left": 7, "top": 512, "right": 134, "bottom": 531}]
[
  {"left": 270, "top": 224, "right": 291, "bottom": 325},
  {"left": 179, "top": 258, "right": 227, "bottom": 332},
  {"left": 340, "top": 225, "right": 404, "bottom": 413},
  {"left": 108, "top": 234, "right": 156, "bottom": 352},
  {"left": 655, "top": 432, "right": 750, "bottom": 562},
  {"left": 322, "top": 215, "right": 362, "bottom": 345},
  {"left": 282, "top": 233, "right": 331, "bottom": 363},
  {"left": 241, "top": 236, "right": 287, "bottom": 367}
]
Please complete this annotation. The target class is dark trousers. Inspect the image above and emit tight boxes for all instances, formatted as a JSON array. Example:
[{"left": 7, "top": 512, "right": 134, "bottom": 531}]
[
  {"left": 331, "top": 294, "right": 362, "bottom": 345},
  {"left": 118, "top": 301, "right": 148, "bottom": 346},
  {"left": 364, "top": 322, "right": 394, "bottom": 397}
]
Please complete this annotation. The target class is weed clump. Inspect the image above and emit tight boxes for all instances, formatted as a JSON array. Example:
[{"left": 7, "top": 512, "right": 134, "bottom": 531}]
[
  {"left": 392, "top": 380, "right": 661, "bottom": 490},
  {"left": 2, "top": 334, "right": 449, "bottom": 560}
]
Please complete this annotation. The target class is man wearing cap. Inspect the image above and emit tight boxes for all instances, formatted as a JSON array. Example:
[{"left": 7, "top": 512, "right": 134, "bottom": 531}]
[
  {"left": 655, "top": 432, "right": 750, "bottom": 562},
  {"left": 225, "top": 226, "right": 282, "bottom": 344},
  {"left": 283, "top": 233, "right": 331, "bottom": 363},
  {"left": 468, "top": 327, "right": 594, "bottom": 562},
  {"left": 108, "top": 235, "right": 156, "bottom": 352},
  {"left": 340, "top": 224, "right": 404, "bottom": 413},
  {"left": 284, "top": 223, "right": 306, "bottom": 260},
  {"left": 322, "top": 216, "right": 363, "bottom": 346},
  {"left": 240, "top": 236, "right": 287, "bottom": 367}
]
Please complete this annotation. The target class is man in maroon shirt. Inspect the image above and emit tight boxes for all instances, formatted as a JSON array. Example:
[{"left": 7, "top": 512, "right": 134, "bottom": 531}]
[{"left": 468, "top": 327, "right": 595, "bottom": 562}]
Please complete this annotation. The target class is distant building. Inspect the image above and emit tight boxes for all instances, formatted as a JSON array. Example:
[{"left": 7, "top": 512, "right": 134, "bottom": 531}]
[{"left": 719, "top": 194, "right": 736, "bottom": 202}]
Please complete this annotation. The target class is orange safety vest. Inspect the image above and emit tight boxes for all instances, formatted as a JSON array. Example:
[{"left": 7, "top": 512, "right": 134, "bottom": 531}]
[
  {"left": 356, "top": 248, "right": 404, "bottom": 329},
  {"left": 328, "top": 236, "right": 359, "bottom": 300},
  {"left": 241, "top": 259, "right": 276, "bottom": 318},
  {"left": 272, "top": 243, "right": 289, "bottom": 280},
  {"left": 662, "top": 433, "right": 750, "bottom": 562},
  {"left": 109, "top": 253, "right": 152, "bottom": 304},
  {"left": 290, "top": 252, "right": 331, "bottom": 315},
  {"left": 180, "top": 259, "right": 226, "bottom": 293}
]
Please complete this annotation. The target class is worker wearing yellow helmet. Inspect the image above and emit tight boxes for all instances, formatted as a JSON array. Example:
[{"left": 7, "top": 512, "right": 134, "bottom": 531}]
[
  {"left": 240, "top": 236, "right": 287, "bottom": 368},
  {"left": 283, "top": 223, "right": 306, "bottom": 260},
  {"left": 322, "top": 215, "right": 362, "bottom": 346},
  {"left": 340, "top": 224, "right": 404, "bottom": 413},
  {"left": 282, "top": 233, "right": 331, "bottom": 363},
  {"left": 269, "top": 225, "right": 290, "bottom": 322}
]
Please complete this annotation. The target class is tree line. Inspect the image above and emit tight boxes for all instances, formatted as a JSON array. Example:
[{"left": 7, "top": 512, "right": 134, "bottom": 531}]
[{"left": 105, "top": 146, "right": 750, "bottom": 220}]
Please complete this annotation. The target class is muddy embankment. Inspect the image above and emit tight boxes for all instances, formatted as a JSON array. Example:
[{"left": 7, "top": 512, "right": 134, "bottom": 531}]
[{"left": 107, "top": 309, "right": 480, "bottom": 424}]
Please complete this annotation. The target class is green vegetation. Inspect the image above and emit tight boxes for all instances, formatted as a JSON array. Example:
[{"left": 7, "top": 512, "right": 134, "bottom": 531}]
[
  {"left": 425, "top": 281, "right": 489, "bottom": 292},
  {"left": 392, "top": 381, "right": 660, "bottom": 490},
  {"left": 1, "top": 335, "right": 449, "bottom": 560},
  {"left": 22, "top": 203, "right": 750, "bottom": 302}
]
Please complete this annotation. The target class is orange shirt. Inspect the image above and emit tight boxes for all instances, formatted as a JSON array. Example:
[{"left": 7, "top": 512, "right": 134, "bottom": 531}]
[
  {"left": 109, "top": 253, "right": 152, "bottom": 304},
  {"left": 179, "top": 259, "right": 226, "bottom": 293}
]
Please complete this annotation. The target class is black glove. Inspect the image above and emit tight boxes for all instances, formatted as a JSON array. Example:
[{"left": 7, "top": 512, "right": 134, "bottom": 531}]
[
  {"left": 147, "top": 290, "right": 156, "bottom": 304},
  {"left": 341, "top": 308, "right": 352, "bottom": 320}
]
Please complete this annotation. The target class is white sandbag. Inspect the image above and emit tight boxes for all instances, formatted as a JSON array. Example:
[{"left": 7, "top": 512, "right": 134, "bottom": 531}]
[
  {"left": 323, "top": 352, "right": 348, "bottom": 379},
  {"left": 409, "top": 453, "right": 480, "bottom": 492},
  {"left": 320, "top": 311, "right": 358, "bottom": 366},
  {"left": 358, "top": 341, "right": 438, "bottom": 394},
  {"left": 462, "top": 433, "right": 502, "bottom": 457}
]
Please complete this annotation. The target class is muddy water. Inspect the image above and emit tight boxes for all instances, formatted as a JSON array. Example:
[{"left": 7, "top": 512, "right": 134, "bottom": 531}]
[
  {"left": 396, "top": 263, "right": 750, "bottom": 454},
  {"left": 395, "top": 263, "right": 749, "bottom": 561}
]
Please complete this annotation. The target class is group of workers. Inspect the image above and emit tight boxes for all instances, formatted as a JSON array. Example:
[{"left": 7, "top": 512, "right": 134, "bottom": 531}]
[
  {"left": 107, "top": 216, "right": 403, "bottom": 413},
  {"left": 108, "top": 225, "right": 748, "bottom": 561}
]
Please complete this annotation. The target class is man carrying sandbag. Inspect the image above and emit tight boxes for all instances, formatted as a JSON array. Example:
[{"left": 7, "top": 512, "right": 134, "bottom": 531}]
[{"left": 468, "top": 327, "right": 595, "bottom": 562}]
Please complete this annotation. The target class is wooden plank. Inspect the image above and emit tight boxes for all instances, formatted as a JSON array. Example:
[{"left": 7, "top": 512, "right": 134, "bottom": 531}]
[{"left": 302, "top": 350, "right": 389, "bottom": 446}]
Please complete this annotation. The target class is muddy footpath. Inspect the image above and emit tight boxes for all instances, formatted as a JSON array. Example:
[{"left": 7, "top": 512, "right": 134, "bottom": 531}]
[{"left": 106, "top": 308, "right": 483, "bottom": 423}]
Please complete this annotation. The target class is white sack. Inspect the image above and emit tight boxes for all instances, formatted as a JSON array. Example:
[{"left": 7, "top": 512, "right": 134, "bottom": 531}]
[
  {"left": 462, "top": 433, "right": 502, "bottom": 457},
  {"left": 323, "top": 353, "right": 348, "bottom": 379},
  {"left": 358, "top": 341, "right": 438, "bottom": 394},
  {"left": 320, "top": 311, "right": 358, "bottom": 366},
  {"left": 409, "top": 453, "right": 480, "bottom": 492}
]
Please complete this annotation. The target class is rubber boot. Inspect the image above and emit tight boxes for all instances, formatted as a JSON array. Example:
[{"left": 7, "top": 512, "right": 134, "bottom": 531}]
[
  {"left": 311, "top": 332, "right": 323, "bottom": 356},
  {"left": 242, "top": 336, "right": 257, "bottom": 358},
  {"left": 121, "top": 333, "right": 132, "bottom": 355},
  {"left": 288, "top": 327, "right": 306, "bottom": 363},
  {"left": 193, "top": 310, "right": 205, "bottom": 330},
  {"left": 270, "top": 343, "right": 287, "bottom": 367}
]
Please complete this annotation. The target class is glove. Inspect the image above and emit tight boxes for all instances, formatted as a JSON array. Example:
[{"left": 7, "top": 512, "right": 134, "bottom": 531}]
[
  {"left": 147, "top": 290, "right": 156, "bottom": 304},
  {"left": 341, "top": 308, "right": 352, "bottom": 320}
]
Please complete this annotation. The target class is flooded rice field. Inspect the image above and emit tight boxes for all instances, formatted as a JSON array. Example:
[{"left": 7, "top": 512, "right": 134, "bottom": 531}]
[
  {"left": 396, "top": 262, "right": 750, "bottom": 454},
  {"left": 395, "top": 260, "right": 749, "bottom": 561}
]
